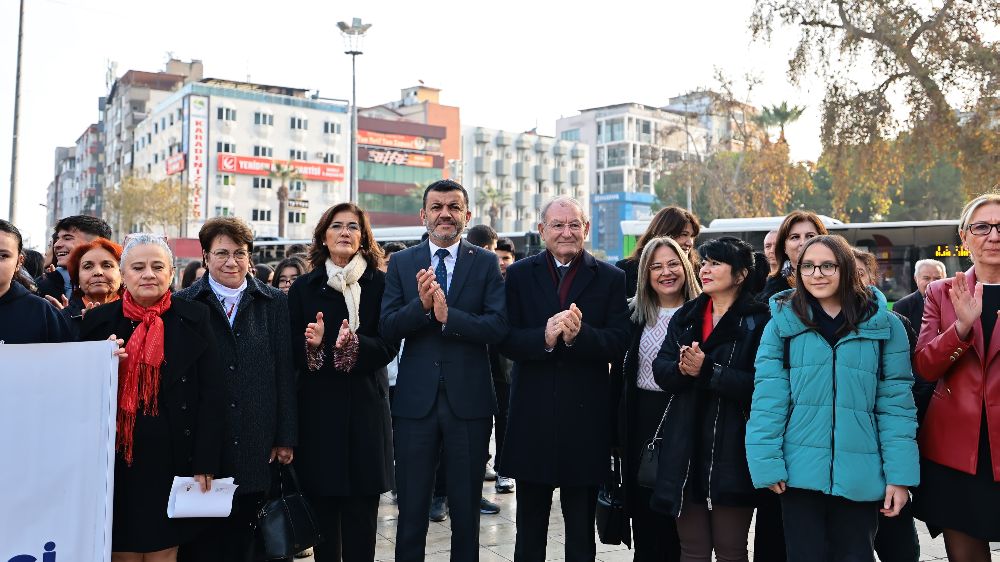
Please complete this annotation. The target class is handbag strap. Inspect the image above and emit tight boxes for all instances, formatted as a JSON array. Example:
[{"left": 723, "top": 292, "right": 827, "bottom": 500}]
[
  {"left": 278, "top": 463, "right": 304, "bottom": 495},
  {"left": 648, "top": 395, "right": 675, "bottom": 443}
]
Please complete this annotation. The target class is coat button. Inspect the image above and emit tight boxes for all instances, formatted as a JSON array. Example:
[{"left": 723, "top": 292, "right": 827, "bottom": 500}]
[
  {"left": 180, "top": 402, "right": 188, "bottom": 410},
  {"left": 230, "top": 401, "right": 238, "bottom": 408},
  {"left": 184, "top": 429, "right": 191, "bottom": 436},
  {"left": 434, "top": 361, "right": 440, "bottom": 367},
  {"left": 229, "top": 365, "right": 236, "bottom": 371},
  {"left": 233, "top": 438, "right": 240, "bottom": 446},
  {"left": 180, "top": 376, "right": 187, "bottom": 383},
  {"left": 235, "top": 331, "right": 241, "bottom": 337}
]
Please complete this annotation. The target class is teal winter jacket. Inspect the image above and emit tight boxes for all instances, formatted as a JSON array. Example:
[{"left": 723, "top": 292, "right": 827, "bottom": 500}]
[{"left": 745, "top": 287, "right": 919, "bottom": 502}]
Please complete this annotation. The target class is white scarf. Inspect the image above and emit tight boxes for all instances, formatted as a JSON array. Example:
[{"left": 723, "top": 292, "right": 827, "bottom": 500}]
[
  {"left": 326, "top": 253, "right": 367, "bottom": 332},
  {"left": 208, "top": 274, "right": 247, "bottom": 327}
]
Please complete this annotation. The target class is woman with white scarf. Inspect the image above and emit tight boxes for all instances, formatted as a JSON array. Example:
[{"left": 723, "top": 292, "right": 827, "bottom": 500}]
[{"left": 288, "top": 202, "right": 399, "bottom": 562}]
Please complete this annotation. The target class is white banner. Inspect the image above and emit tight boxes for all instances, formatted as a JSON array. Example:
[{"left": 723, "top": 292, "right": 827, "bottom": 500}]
[{"left": 0, "top": 342, "right": 118, "bottom": 562}]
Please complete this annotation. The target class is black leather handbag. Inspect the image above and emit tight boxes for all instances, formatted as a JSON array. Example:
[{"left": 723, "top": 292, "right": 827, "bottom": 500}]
[
  {"left": 637, "top": 396, "right": 673, "bottom": 488},
  {"left": 595, "top": 455, "right": 631, "bottom": 548},
  {"left": 251, "top": 463, "right": 323, "bottom": 560}
]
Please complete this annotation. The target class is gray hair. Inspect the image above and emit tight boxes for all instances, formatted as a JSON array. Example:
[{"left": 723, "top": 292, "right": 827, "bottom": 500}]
[
  {"left": 121, "top": 233, "right": 174, "bottom": 264},
  {"left": 959, "top": 193, "right": 1000, "bottom": 232},
  {"left": 539, "top": 196, "right": 589, "bottom": 224},
  {"left": 913, "top": 259, "right": 946, "bottom": 279}
]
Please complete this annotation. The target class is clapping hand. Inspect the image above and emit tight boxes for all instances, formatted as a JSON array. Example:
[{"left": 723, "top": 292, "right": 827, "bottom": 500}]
[
  {"left": 432, "top": 287, "right": 448, "bottom": 324},
  {"left": 43, "top": 294, "right": 69, "bottom": 310},
  {"left": 545, "top": 313, "right": 565, "bottom": 349},
  {"left": 949, "top": 272, "right": 983, "bottom": 340},
  {"left": 560, "top": 303, "right": 583, "bottom": 344},
  {"left": 678, "top": 342, "right": 705, "bottom": 377},
  {"left": 334, "top": 319, "right": 352, "bottom": 349},
  {"left": 417, "top": 269, "right": 437, "bottom": 311},
  {"left": 305, "top": 312, "right": 325, "bottom": 349}
]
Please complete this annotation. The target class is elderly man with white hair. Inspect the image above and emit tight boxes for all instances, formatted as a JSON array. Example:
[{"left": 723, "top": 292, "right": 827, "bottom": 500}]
[{"left": 892, "top": 258, "right": 947, "bottom": 332}]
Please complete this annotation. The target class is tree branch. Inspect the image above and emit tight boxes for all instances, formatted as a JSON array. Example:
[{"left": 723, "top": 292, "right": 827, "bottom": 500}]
[
  {"left": 835, "top": 0, "right": 879, "bottom": 41},
  {"left": 875, "top": 72, "right": 911, "bottom": 94},
  {"left": 907, "top": 0, "right": 954, "bottom": 49},
  {"left": 800, "top": 17, "right": 842, "bottom": 30}
]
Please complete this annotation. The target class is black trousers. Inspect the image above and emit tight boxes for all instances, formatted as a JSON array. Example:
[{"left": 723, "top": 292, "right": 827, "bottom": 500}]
[
  {"left": 780, "top": 488, "right": 880, "bottom": 562},
  {"left": 178, "top": 492, "right": 265, "bottom": 562},
  {"left": 873, "top": 503, "right": 919, "bottom": 562},
  {"left": 754, "top": 492, "right": 788, "bottom": 561},
  {"left": 310, "top": 494, "right": 380, "bottom": 562},
  {"left": 631, "top": 485, "right": 680, "bottom": 562},
  {"left": 393, "top": 384, "right": 491, "bottom": 562},
  {"left": 513, "top": 481, "right": 598, "bottom": 562},
  {"left": 493, "top": 379, "right": 510, "bottom": 466}
]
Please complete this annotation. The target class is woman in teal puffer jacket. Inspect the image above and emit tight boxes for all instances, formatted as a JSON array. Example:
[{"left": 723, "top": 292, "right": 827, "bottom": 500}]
[{"left": 746, "top": 235, "right": 919, "bottom": 562}]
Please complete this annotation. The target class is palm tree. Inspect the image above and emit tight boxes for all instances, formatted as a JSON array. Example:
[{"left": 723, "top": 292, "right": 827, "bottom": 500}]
[
  {"left": 268, "top": 162, "right": 303, "bottom": 238},
  {"left": 477, "top": 181, "right": 511, "bottom": 228},
  {"left": 757, "top": 102, "right": 806, "bottom": 144}
]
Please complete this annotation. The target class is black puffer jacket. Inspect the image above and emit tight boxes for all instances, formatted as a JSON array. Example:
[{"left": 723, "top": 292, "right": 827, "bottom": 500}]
[{"left": 650, "top": 291, "right": 769, "bottom": 516}]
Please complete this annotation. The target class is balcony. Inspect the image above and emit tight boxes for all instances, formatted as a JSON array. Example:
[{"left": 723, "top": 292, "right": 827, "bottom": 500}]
[
  {"left": 496, "top": 132, "right": 512, "bottom": 146},
  {"left": 514, "top": 162, "right": 531, "bottom": 179},
  {"left": 475, "top": 156, "right": 490, "bottom": 174},
  {"left": 515, "top": 136, "right": 534, "bottom": 150},
  {"left": 534, "top": 140, "right": 551, "bottom": 153},
  {"left": 571, "top": 170, "right": 585, "bottom": 186},
  {"left": 495, "top": 160, "right": 511, "bottom": 176},
  {"left": 515, "top": 192, "right": 528, "bottom": 207},
  {"left": 571, "top": 146, "right": 586, "bottom": 159},
  {"left": 553, "top": 168, "right": 568, "bottom": 183},
  {"left": 534, "top": 165, "right": 552, "bottom": 181},
  {"left": 515, "top": 219, "right": 530, "bottom": 231},
  {"left": 474, "top": 128, "right": 491, "bottom": 143},
  {"left": 553, "top": 143, "right": 568, "bottom": 156}
]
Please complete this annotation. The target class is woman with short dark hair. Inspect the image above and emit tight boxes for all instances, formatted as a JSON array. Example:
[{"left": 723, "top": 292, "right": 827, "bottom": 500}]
[
  {"left": 650, "top": 236, "right": 770, "bottom": 561},
  {"left": 271, "top": 256, "right": 307, "bottom": 294},
  {"left": 289, "top": 202, "right": 396, "bottom": 561}
]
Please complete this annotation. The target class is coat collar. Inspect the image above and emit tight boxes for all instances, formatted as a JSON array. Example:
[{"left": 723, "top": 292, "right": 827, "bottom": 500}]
[
  {"left": 767, "top": 286, "right": 892, "bottom": 341},
  {"left": 303, "top": 261, "right": 376, "bottom": 288},
  {"left": 673, "top": 292, "right": 768, "bottom": 349},
  {"left": 189, "top": 272, "right": 274, "bottom": 301},
  {"left": 528, "top": 249, "right": 598, "bottom": 311}
]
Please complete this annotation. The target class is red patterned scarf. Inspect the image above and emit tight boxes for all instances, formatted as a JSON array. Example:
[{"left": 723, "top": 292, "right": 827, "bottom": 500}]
[{"left": 118, "top": 290, "right": 172, "bottom": 465}]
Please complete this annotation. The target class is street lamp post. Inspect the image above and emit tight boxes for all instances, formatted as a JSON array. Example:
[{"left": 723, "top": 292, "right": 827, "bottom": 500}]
[{"left": 337, "top": 17, "right": 372, "bottom": 204}]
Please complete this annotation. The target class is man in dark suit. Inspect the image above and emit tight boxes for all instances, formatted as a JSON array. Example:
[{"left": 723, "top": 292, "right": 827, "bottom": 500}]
[
  {"left": 500, "top": 196, "right": 631, "bottom": 562},
  {"left": 893, "top": 258, "right": 946, "bottom": 333},
  {"left": 381, "top": 179, "right": 508, "bottom": 562}
]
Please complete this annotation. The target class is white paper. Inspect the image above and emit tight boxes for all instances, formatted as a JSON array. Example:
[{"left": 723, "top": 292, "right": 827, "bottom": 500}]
[{"left": 167, "top": 476, "right": 238, "bottom": 518}]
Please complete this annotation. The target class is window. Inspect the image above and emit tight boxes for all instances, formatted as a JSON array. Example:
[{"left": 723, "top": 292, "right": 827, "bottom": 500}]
[
  {"left": 153, "top": 122, "right": 159, "bottom": 134},
  {"left": 217, "top": 142, "right": 237, "bottom": 153},
  {"left": 358, "top": 162, "right": 441, "bottom": 184},
  {"left": 169, "top": 113, "right": 174, "bottom": 126},
  {"left": 251, "top": 209, "right": 272, "bottom": 221},
  {"left": 153, "top": 154, "right": 159, "bottom": 164},
  {"left": 323, "top": 121, "right": 342, "bottom": 134},
  {"left": 607, "top": 144, "right": 628, "bottom": 167},
  {"left": 358, "top": 192, "right": 423, "bottom": 215},
  {"left": 289, "top": 149, "right": 307, "bottom": 161},
  {"left": 214, "top": 206, "right": 233, "bottom": 217},
  {"left": 560, "top": 129, "right": 580, "bottom": 142},
  {"left": 290, "top": 180, "right": 306, "bottom": 192},
  {"left": 254, "top": 112, "right": 274, "bottom": 126},
  {"left": 216, "top": 174, "right": 234, "bottom": 186},
  {"left": 253, "top": 177, "right": 272, "bottom": 189},
  {"left": 161, "top": 117, "right": 167, "bottom": 131},
  {"left": 290, "top": 117, "right": 308, "bottom": 130},
  {"left": 288, "top": 211, "right": 307, "bottom": 224},
  {"left": 253, "top": 145, "right": 273, "bottom": 158},
  {"left": 217, "top": 107, "right": 237, "bottom": 121},
  {"left": 322, "top": 153, "right": 340, "bottom": 164}
]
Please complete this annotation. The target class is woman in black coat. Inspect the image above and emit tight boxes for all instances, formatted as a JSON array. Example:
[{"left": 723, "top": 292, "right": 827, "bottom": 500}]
[
  {"left": 617, "top": 237, "right": 701, "bottom": 562},
  {"left": 615, "top": 206, "right": 701, "bottom": 298},
  {"left": 651, "top": 237, "right": 769, "bottom": 561},
  {"left": 289, "top": 203, "right": 397, "bottom": 562},
  {"left": 80, "top": 234, "right": 224, "bottom": 559}
]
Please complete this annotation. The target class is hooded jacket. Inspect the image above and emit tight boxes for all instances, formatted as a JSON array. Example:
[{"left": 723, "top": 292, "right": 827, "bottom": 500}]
[
  {"left": 0, "top": 281, "right": 71, "bottom": 344},
  {"left": 746, "top": 287, "right": 920, "bottom": 502}
]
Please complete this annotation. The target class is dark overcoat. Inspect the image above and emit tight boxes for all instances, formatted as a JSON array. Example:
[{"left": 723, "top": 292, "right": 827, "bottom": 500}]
[
  {"left": 499, "top": 250, "right": 631, "bottom": 486},
  {"left": 287, "top": 266, "right": 398, "bottom": 496},
  {"left": 174, "top": 274, "right": 297, "bottom": 494},
  {"left": 79, "top": 297, "right": 225, "bottom": 476}
]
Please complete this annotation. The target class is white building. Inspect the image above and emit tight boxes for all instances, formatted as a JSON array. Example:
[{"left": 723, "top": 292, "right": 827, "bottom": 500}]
[
  {"left": 74, "top": 123, "right": 104, "bottom": 218},
  {"left": 131, "top": 78, "right": 350, "bottom": 239},
  {"left": 461, "top": 126, "right": 589, "bottom": 232},
  {"left": 555, "top": 103, "right": 709, "bottom": 259},
  {"left": 46, "top": 147, "right": 76, "bottom": 231}
]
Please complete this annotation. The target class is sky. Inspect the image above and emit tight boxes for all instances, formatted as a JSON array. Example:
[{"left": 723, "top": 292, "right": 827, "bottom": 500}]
[{"left": 0, "top": 0, "right": 827, "bottom": 249}]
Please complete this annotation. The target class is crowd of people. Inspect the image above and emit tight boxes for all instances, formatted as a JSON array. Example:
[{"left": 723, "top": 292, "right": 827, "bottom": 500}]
[{"left": 1, "top": 180, "right": 999, "bottom": 562}]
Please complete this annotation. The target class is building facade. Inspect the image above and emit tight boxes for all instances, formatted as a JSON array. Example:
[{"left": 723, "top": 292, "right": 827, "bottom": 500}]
[
  {"left": 460, "top": 126, "right": 590, "bottom": 234},
  {"left": 556, "top": 103, "right": 708, "bottom": 261},
  {"left": 364, "top": 85, "right": 462, "bottom": 179},
  {"left": 74, "top": 123, "right": 104, "bottom": 218},
  {"left": 130, "top": 78, "right": 350, "bottom": 239},
  {"left": 45, "top": 147, "right": 76, "bottom": 232}
]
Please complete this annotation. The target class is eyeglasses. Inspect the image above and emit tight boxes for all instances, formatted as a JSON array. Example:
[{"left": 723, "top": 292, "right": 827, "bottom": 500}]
[
  {"left": 649, "top": 261, "right": 683, "bottom": 274},
  {"left": 329, "top": 222, "right": 361, "bottom": 233},
  {"left": 799, "top": 262, "right": 839, "bottom": 276},
  {"left": 210, "top": 249, "right": 250, "bottom": 263},
  {"left": 277, "top": 276, "right": 298, "bottom": 287},
  {"left": 966, "top": 222, "right": 1000, "bottom": 236},
  {"left": 546, "top": 222, "right": 585, "bottom": 232}
]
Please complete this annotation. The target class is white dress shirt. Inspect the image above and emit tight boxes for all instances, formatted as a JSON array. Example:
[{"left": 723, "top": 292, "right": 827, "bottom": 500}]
[{"left": 429, "top": 239, "right": 460, "bottom": 290}]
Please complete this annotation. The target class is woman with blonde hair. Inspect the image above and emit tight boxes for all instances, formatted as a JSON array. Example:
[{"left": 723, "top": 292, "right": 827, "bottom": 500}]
[{"left": 617, "top": 236, "right": 700, "bottom": 561}]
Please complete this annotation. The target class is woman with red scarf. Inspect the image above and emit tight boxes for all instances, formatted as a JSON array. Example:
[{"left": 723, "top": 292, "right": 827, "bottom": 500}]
[{"left": 81, "top": 233, "right": 224, "bottom": 561}]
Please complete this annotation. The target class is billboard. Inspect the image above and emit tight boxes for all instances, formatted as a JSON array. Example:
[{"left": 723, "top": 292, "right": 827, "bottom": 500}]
[
  {"left": 216, "top": 154, "right": 346, "bottom": 182},
  {"left": 183, "top": 95, "right": 209, "bottom": 221}
]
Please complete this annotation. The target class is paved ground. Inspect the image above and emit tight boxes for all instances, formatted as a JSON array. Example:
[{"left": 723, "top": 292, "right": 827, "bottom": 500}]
[{"left": 299, "top": 474, "right": 1000, "bottom": 561}]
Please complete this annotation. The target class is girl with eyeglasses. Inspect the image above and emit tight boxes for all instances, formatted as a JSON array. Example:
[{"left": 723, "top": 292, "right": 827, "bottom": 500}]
[
  {"left": 747, "top": 235, "right": 919, "bottom": 561},
  {"left": 910, "top": 194, "right": 1000, "bottom": 561}
]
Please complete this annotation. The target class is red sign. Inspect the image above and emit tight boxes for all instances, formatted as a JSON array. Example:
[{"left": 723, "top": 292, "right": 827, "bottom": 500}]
[
  {"left": 165, "top": 153, "right": 186, "bottom": 175},
  {"left": 358, "top": 130, "right": 428, "bottom": 151},
  {"left": 217, "top": 154, "right": 345, "bottom": 182},
  {"left": 366, "top": 149, "right": 434, "bottom": 168}
]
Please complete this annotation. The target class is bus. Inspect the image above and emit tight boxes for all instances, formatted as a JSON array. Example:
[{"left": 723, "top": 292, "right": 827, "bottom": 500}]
[
  {"left": 251, "top": 227, "right": 544, "bottom": 266},
  {"left": 621, "top": 217, "right": 970, "bottom": 302}
]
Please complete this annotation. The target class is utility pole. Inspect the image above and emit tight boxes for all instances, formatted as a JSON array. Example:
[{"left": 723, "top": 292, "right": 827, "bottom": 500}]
[{"left": 9, "top": 0, "right": 25, "bottom": 222}]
